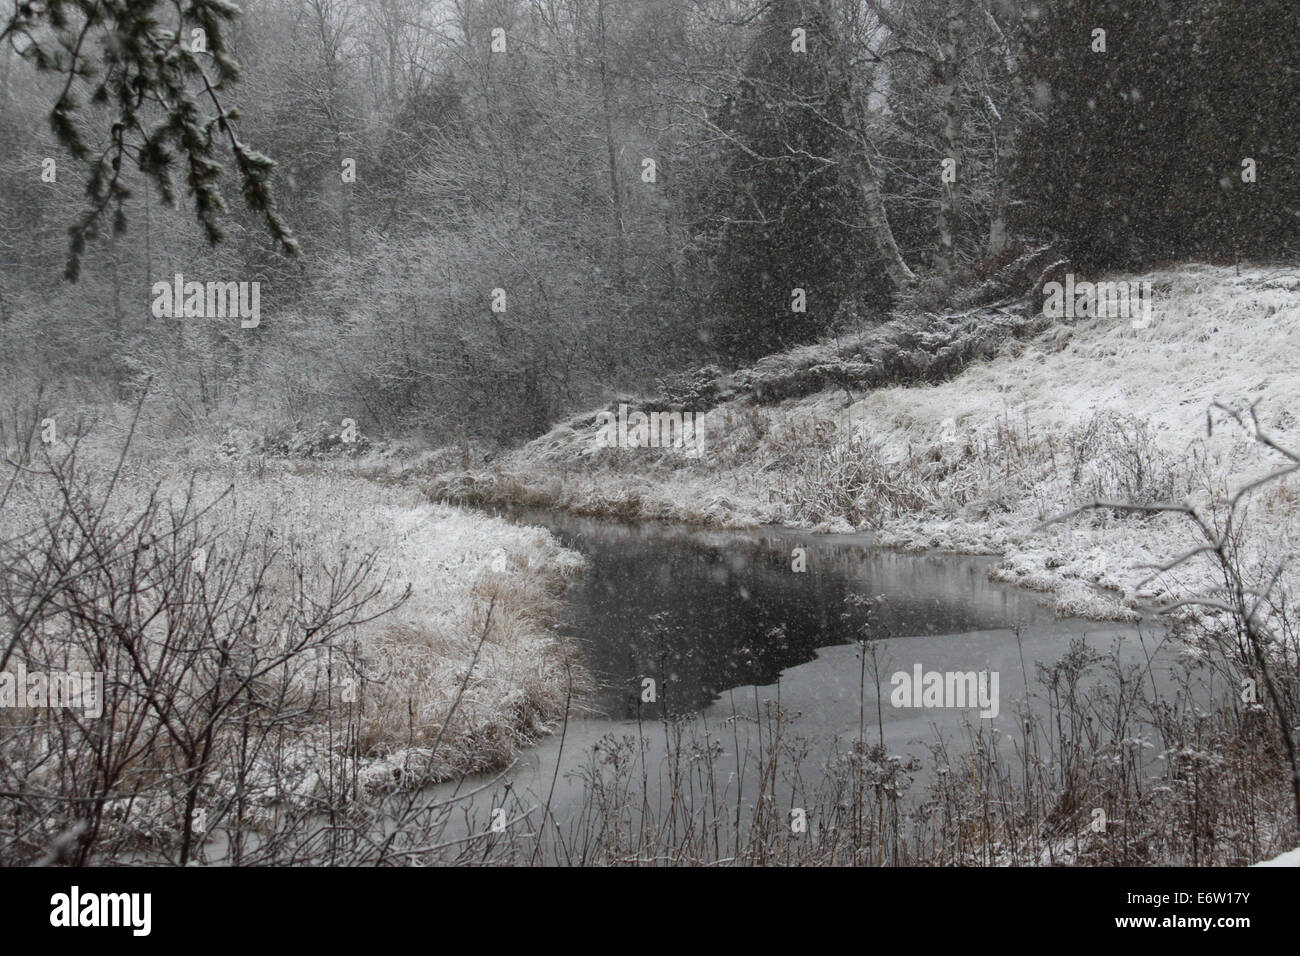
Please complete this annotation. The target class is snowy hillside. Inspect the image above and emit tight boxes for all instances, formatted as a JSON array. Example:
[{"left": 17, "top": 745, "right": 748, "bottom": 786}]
[{"left": 431, "top": 264, "right": 1300, "bottom": 622}]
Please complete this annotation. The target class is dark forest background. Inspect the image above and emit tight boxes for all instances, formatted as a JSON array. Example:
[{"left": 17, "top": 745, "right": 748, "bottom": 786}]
[{"left": 1, "top": 0, "right": 1296, "bottom": 447}]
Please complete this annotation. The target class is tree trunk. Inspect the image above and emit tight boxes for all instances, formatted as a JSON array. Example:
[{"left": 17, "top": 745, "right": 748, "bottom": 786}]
[
  {"left": 596, "top": 0, "right": 627, "bottom": 292},
  {"left": 987, "top": 102, "right": 1016, "bottom": 257},
  {"left": 816, "top": 0, "right": 915, "bottom": 287},
  {"left": 981, "top": 2, "right": 1022, "bottom": 257},
  {"left": 937, "top": 0, "right": 964, "bottom": 273}
]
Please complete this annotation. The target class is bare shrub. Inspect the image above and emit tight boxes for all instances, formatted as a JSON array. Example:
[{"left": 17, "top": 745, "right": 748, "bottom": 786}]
[{"left": 0, "top": 412, "right": 585, "bottom": 865}]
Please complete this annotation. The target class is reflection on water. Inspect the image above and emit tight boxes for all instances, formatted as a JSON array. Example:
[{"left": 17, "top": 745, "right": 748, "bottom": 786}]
[
  {"left": 498, "top": 510, "right": 1061, "bottom": 718},
  {"left": 423, "top": 509, "right": 1173, "bottom": 857}
]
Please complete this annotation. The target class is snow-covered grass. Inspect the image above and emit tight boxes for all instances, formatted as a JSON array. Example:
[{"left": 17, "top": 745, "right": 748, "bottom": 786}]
[
  {"left": 419, "top": 261, "right": 1300, "bottom": 866},
  {"left": 183, "top": 471, "right": 588, "bottom": 783},
  {"left": 1255, "top": 846, "right": 1300, "bottom": 866},
  {"left": 426, "top": 263, "right": 1300, "bottom": 624},
  {"left": 0, "top": 462, "right": 587, "bottom": 793}
]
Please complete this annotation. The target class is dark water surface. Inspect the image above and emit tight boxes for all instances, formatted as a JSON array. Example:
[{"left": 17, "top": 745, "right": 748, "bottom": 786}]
[
  {"left": 424, "top": 509, "right": 1173, "bottom": 851},
  {"left": 500, "top": 508, "right": 1064, "bottom": 719}
]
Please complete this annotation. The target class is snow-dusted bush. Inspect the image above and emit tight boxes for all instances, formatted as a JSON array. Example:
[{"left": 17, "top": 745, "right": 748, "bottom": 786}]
[{"left": 0, "top": 438, "right": 585, "bottom": 864}]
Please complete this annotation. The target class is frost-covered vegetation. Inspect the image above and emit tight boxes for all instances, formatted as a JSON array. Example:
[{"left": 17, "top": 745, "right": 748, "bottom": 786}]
[
  {"left": 2, "top": 0, "right": 1297, "bottom": 870},
  {"left": 430, "top": 264, "right": 1299, "bottom": 624},
  {"left": 405, "top": 262, "right": 1300, "bottom": 865},
  {"left": 0, "top": 433, "right": 585, "bottom": 864},
  {"left": 449, "top": 632, "right": 1300, "bottom": 866}
]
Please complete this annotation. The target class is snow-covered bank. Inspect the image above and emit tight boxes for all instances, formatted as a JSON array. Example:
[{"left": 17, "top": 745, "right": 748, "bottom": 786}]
[
  {"left": 426, "top": 263, "right": 1300, "bottom": 624},
  {"left": 1255, "top": 846, "right": 1300, "bottom": 866},
  {"left": 188, "top": 472, "right": 590, "bottom": 786},
  {"left": 1, "top": 465, "right": 588, "bottom": 790}
]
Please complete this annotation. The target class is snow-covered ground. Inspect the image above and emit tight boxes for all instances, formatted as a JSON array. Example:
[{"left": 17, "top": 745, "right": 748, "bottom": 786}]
[
  {"left": 191, "top": 472, "right": 589, "bottom": 784},
  {"left": 1, "top": 465, "right": 588, "bottom": 789},
  {"left": 1255, "top": 845, "right": 1300, "bottom": 866},
  {"left": 432, "top": 263, "right": 1300, "bottom": 624}
]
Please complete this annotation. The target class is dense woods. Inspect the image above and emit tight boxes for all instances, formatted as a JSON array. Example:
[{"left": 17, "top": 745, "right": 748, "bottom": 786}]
[
  {"left": 2, "top": 0, "right": 1295, "bottom": 448},
  {"left": 1, "top": 0, "right": 1299, "bottom": 876}
]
